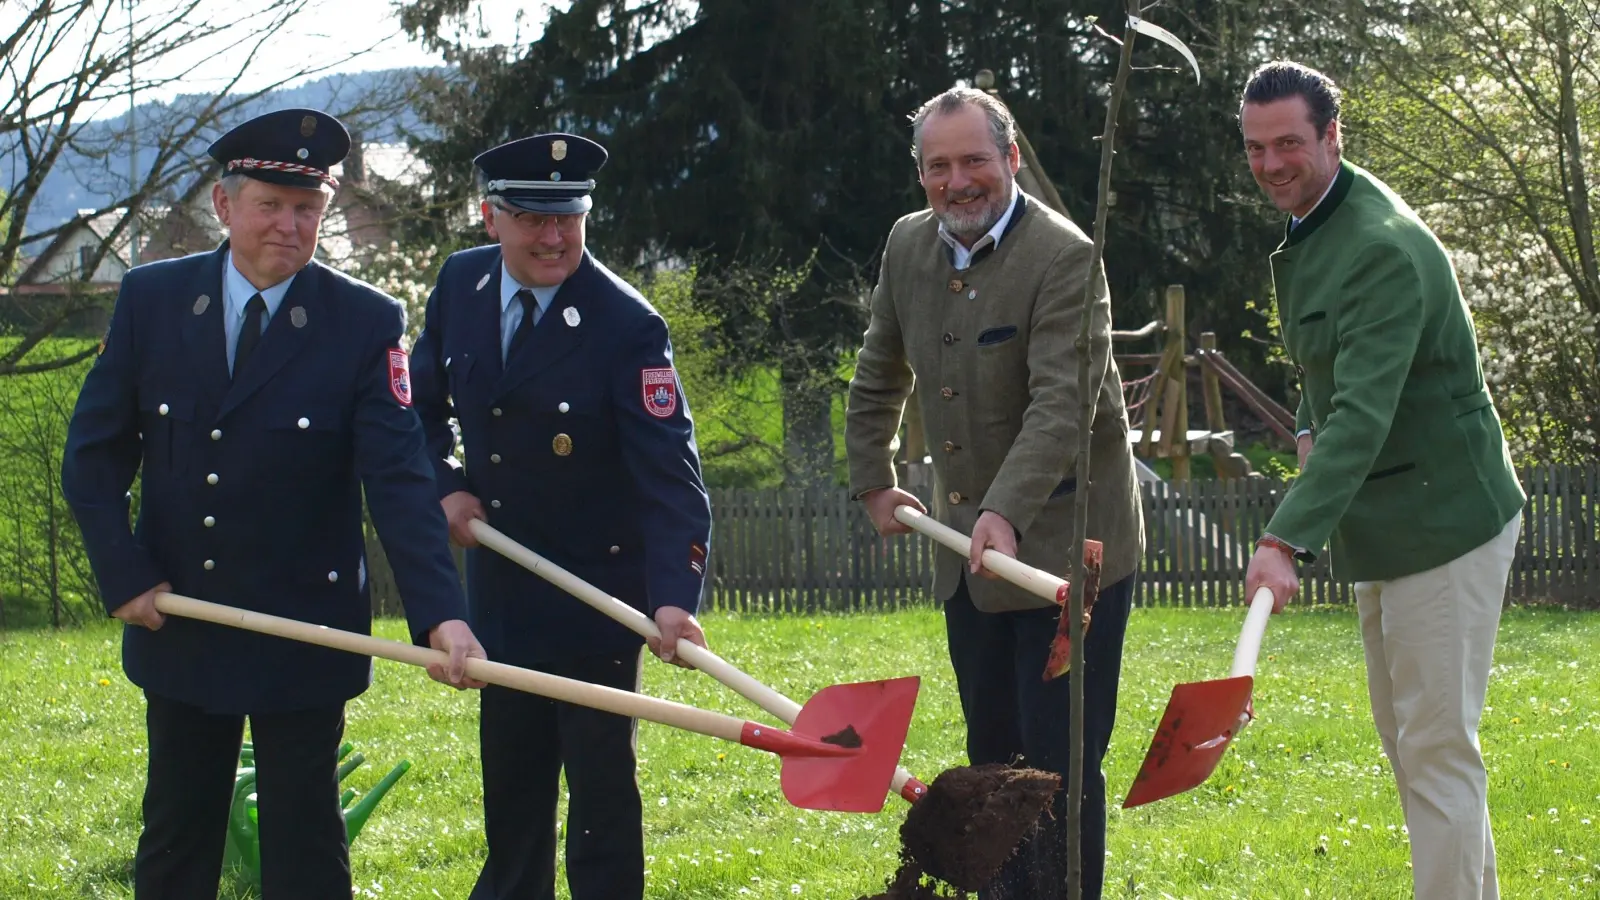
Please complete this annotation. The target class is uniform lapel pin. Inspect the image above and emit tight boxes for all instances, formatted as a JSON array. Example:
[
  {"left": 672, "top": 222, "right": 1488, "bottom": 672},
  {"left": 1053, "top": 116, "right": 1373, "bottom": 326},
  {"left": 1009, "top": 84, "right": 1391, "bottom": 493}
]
[
  {"left": 290, "top": 307, "right": 307, "bottom": 328},
  {"left": 563, "top": 306, "right": 580, "bottom": 327},
  {"left": 194, "top": 295, "right": 210, "bottom": 315},
  {"left": 476, "top": 272, "right": 491, "bottom": 291}
]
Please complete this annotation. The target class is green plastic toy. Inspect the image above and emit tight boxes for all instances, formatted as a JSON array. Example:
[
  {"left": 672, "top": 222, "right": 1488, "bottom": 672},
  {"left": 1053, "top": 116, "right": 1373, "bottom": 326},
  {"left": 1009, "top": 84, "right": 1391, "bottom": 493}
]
[{"left": 222, "top": 739, "right": 412, "bottom": 888}]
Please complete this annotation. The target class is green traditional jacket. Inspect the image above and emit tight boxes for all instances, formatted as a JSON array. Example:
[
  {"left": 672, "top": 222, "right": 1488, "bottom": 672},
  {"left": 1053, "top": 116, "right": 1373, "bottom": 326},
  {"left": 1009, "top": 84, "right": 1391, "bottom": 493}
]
[{"left": 1264, "top": 160, "right": 1525, "bottom": 583}]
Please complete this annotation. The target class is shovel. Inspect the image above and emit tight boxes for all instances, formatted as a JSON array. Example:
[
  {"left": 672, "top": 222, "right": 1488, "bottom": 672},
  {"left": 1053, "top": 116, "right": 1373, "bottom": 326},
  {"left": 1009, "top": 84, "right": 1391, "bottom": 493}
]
[
  {"left": 1120, "top": 585, "right": 1276, "bottom": 809},
  {"left": 152, "top": 592, "right": 919, "bottom": 813},
  {"left": 467, "top": 518, "right": 932, "bottom": 804}
]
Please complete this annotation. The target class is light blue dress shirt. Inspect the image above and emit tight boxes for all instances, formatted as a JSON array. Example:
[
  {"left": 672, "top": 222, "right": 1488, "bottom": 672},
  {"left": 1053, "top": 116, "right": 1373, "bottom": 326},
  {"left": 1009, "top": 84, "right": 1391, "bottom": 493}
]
[
  {"left": 223, "top": 251, "right": 296, "bottom": 375},
  {"left": 499, "top": 261, "right": 560, "bottom": 363}
]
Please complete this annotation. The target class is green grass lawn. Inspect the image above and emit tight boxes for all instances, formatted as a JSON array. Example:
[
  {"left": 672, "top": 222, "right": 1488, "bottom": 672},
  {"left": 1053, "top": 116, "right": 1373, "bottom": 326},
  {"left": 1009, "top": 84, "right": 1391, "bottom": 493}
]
[{"left": 1, "top": 605, "right": 1594, "bottom": 898}]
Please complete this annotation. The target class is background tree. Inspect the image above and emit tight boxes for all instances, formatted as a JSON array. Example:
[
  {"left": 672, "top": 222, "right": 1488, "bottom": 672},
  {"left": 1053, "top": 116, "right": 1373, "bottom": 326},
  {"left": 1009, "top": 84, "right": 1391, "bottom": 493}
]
[
  {"left": 0, "top": 0, "right": 426, "bottom": 375},
  {"left": 1339, "top": 0, "right": 1600, "bottom": 462}
]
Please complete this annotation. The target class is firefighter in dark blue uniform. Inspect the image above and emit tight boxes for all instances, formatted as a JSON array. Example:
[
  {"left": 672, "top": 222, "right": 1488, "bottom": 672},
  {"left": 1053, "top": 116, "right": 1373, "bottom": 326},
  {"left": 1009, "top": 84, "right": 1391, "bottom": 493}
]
[
  {"left": 60, "top": 108, "right": 486, "bottom": 900},
  {"left": 409, "top": 132, "right": 714, "bottom": 900}
]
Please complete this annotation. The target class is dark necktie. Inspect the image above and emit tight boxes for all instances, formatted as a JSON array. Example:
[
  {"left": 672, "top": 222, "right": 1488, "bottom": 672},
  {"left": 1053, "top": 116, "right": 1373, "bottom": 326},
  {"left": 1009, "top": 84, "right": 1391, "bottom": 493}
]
[
  {"left": 506, "top": 289, "right": 538, "bottom": 361},
  {"left": 234, "top": 294, "right": 266, "bottom": 377}
]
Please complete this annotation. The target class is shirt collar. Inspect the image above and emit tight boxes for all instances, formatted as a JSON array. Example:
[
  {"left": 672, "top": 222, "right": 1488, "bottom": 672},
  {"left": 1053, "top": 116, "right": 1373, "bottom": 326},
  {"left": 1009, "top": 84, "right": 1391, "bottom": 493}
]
[
  {"left": 224, "top": 250, "right": 296, "bottom": 321},
  {"left": 937, "top": 184, "right": 1020, "bottom": 256},
  {"left": 499, "top": 260, "right": 561, "bottom": 315}
]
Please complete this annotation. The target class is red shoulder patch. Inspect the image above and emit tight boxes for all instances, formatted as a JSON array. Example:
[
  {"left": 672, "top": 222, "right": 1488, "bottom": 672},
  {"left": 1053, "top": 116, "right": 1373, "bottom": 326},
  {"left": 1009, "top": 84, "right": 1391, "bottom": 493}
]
[
  {"left": 388, "top": 348, "right": 412, "bottom": 406},
  {"left": 641, "top": 367, "right": 677, "bottom": 418}
]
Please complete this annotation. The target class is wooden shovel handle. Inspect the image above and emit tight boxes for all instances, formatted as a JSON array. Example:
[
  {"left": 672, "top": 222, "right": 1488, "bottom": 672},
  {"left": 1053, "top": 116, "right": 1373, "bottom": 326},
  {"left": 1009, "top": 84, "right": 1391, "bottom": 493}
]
[
  {"left": 468, "top": 519, "right": 929, "bottom": 801},
  {"left": 1230, "top": 587, "right": 1276, "bottom": 679},
  {"left": 152, "top": 592, "right": 746, "bottom": 742},
  {"left": 468, "top": 519, "right": 800, "bottom": 717},
  {"left": 892, "top": 505, "right": 1065, "bottom": 603}
]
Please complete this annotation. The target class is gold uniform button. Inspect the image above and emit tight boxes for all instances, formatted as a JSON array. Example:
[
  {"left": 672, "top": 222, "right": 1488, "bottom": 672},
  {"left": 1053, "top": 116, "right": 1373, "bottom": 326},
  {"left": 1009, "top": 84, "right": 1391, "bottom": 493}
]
[
  {"left": 553, "top": 434, "right": 573, "bottom": 456},
  {"left": 943, "top": 440, "right": 956, "bottom": 453},
  {"left": 948, "top": 279, "right": 964, "bottom": 292},
  {"left": 948, "top": 491, "right": 963, "bottom": 504}
]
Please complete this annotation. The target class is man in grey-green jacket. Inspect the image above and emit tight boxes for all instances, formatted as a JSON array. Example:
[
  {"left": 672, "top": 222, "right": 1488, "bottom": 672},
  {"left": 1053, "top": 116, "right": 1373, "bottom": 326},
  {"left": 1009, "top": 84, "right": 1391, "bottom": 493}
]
[
  {"left": 1240, "top": 61, "right": 1525, "bottom": 900},
  {"left": 845, "top": 86, "right": 1144, "bottom": 900}
]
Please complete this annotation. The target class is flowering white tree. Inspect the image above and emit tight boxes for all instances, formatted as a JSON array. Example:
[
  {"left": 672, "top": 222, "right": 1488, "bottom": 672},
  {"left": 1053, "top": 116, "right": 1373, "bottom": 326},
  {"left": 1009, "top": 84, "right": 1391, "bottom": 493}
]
[{"left": 1343, "top": 0, "right": 1600, "bottom": 463}]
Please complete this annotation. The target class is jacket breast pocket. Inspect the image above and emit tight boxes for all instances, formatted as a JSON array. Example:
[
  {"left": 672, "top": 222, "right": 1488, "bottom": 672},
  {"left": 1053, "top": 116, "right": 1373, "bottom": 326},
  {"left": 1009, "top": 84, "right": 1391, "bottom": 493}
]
[
  {"left": 1286, "top": 306, "right": 1336, "bottom": 366},
  {"left": 139, "top": 391, "right": 196, "bottom": 473},
  {"left": 445, "top": 351, "right": 477, "bottom": 392},
  {"left": 264, "top": 403, "right": 347, "bottom": 471},
  {"left": 977, "top": 325, "right": 1019, "bottom": 346}
]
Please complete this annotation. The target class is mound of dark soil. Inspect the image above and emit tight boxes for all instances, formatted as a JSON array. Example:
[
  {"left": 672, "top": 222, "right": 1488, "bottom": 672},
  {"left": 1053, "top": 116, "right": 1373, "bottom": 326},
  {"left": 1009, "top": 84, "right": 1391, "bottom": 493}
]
[{"left": 855, "top": 763, "right": 1060, "bottom": 899}]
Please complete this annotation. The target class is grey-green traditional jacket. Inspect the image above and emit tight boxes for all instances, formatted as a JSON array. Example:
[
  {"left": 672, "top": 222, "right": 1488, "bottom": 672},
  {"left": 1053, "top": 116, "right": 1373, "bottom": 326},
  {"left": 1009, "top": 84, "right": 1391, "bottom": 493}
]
[
  {"left": 1266, "top": 160, "right": 1525, "bottom": 581},
  {"left": 846, "top": 191, "right": 1145, "bottom": 612}
]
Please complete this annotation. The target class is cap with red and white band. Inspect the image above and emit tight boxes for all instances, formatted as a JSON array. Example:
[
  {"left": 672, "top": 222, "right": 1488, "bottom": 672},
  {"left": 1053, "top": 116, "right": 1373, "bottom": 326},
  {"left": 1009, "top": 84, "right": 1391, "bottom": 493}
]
[{"left": 207, "top": 108, "right": 350, "bottom": 192}]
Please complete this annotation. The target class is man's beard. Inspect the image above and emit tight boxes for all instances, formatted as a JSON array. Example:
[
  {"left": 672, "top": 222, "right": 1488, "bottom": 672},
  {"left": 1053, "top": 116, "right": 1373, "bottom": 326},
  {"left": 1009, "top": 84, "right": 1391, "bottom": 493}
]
[{"left": 937, "top": 180, "right": 1012, "bottom": 243}]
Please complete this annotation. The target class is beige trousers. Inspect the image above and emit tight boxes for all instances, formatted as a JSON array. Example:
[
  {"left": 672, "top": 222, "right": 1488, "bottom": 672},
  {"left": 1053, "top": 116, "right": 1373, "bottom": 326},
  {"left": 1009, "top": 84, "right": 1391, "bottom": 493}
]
[{"left": 1355, "top": 512, "right": 1521, "bottom": 900}]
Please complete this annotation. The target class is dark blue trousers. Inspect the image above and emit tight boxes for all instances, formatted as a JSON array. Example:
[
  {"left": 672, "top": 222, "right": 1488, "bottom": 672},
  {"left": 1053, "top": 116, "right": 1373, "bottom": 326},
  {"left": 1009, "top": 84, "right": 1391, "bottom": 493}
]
[{"left": 944, "top": 571, "right": 1135, "bottom": 900}]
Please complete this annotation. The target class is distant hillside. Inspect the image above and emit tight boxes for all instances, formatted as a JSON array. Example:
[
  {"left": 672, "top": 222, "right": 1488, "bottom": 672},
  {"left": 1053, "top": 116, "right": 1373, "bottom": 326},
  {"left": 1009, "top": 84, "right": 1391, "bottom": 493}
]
[{"left": 8, "top": 67, "right": 444, "bottom": 248}]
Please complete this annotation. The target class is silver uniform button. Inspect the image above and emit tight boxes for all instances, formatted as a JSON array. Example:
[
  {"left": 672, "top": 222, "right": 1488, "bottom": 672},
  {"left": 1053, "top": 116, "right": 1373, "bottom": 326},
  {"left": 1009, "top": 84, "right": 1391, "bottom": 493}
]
[
  {"left": 206, "top": 474, "right": 218, "bottom": 485},
  {"left": 492, "top": 407, "right": 503, "bottom": 416},
  {"left": 211, "top": 429, "right": 222, "bottom": 440},
  {"left": 328, "top": 571, "right": 338, "bottom": 583},
  {"left": 609, "top": 545, "right": 620, "bottom": 555},
  {"left": 203, "top": 560, "right": 215, "bottom": 570},
  {"left": 490, "top": 453, "right": 502, "bottom": 464},
  {"left": 490, "top": 500, "right": 502, "bottom": 509},
  {"left": 203, "top": 516, "right": 215, "bottom": 527},
  {"left": 559, "top": 402, "right": 570, "bottom": 413},
  {"left": 158, "top": 403, "right": 170, "bottom": 416},
  {"left": 297, "top": 417, "right": 310, "bottom": 429}
]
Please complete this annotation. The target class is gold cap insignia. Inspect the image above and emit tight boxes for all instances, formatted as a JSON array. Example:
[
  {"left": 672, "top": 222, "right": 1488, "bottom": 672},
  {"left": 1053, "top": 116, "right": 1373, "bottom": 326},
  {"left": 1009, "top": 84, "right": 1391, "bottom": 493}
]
[
  {"left": 553, "top": 433, "right": 573, "bottom": 456},
  {"left": 552, "top": 139, "right": 567, "bottom": 161},
  {"left": 300, "top": 115, "right": 317, "bottom": 137}
]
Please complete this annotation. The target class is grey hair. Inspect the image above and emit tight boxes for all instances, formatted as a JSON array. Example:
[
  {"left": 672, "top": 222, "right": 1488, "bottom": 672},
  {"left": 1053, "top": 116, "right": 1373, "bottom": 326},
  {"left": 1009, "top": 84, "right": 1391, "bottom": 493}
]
[
  {"left": 219, "top": 173, "right": 251, "bottom": 199},
  {"left": 909, "top": 87, "right": 1017, "bottom": 168}
]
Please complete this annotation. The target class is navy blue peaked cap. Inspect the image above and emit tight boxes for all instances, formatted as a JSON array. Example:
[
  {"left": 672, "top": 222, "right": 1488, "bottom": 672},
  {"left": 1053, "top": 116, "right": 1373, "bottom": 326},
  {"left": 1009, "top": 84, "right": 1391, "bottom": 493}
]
[
  {"left": 475, "top": 133, "right": 608, "bottom": 214},
  {"left": 208, "top": 108, "right": 350, "bottom": 190}
]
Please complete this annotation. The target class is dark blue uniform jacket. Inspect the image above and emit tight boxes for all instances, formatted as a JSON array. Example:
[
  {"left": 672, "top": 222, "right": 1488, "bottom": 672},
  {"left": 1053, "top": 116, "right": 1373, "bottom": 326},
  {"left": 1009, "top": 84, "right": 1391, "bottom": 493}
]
[
  {"left": 61, "top": 241, "right": 469, "bottom": 714},
  {"left": 410, "top": 246, "right": 713, "bottom": 667}
]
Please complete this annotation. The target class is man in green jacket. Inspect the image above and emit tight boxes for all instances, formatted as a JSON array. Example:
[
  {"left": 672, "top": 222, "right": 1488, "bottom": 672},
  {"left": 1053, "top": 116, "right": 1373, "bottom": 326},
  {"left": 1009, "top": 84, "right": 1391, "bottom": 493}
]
[{"left": 1240, "top": 61, "right": 1525, "bottom": 900}]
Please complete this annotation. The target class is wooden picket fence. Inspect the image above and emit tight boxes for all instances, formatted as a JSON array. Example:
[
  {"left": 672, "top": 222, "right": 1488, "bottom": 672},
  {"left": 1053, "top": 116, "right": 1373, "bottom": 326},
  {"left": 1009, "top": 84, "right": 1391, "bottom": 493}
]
[
  {"left": 701, "top": 464, "right": 1599, "bottom": 612},
  {"left": 364, "top": 464, "right": 1598, "bottom": 615}
]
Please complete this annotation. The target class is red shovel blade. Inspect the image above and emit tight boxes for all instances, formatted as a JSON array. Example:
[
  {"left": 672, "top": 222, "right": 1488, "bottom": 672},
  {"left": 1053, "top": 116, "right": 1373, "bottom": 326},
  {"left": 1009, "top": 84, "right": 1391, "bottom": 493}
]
[
  {"left": 745, "top": 676, "right": 919, "bottom": 813},
  {"left": 1121, "top": 675, "right": 1254, "bottom": 809}
]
